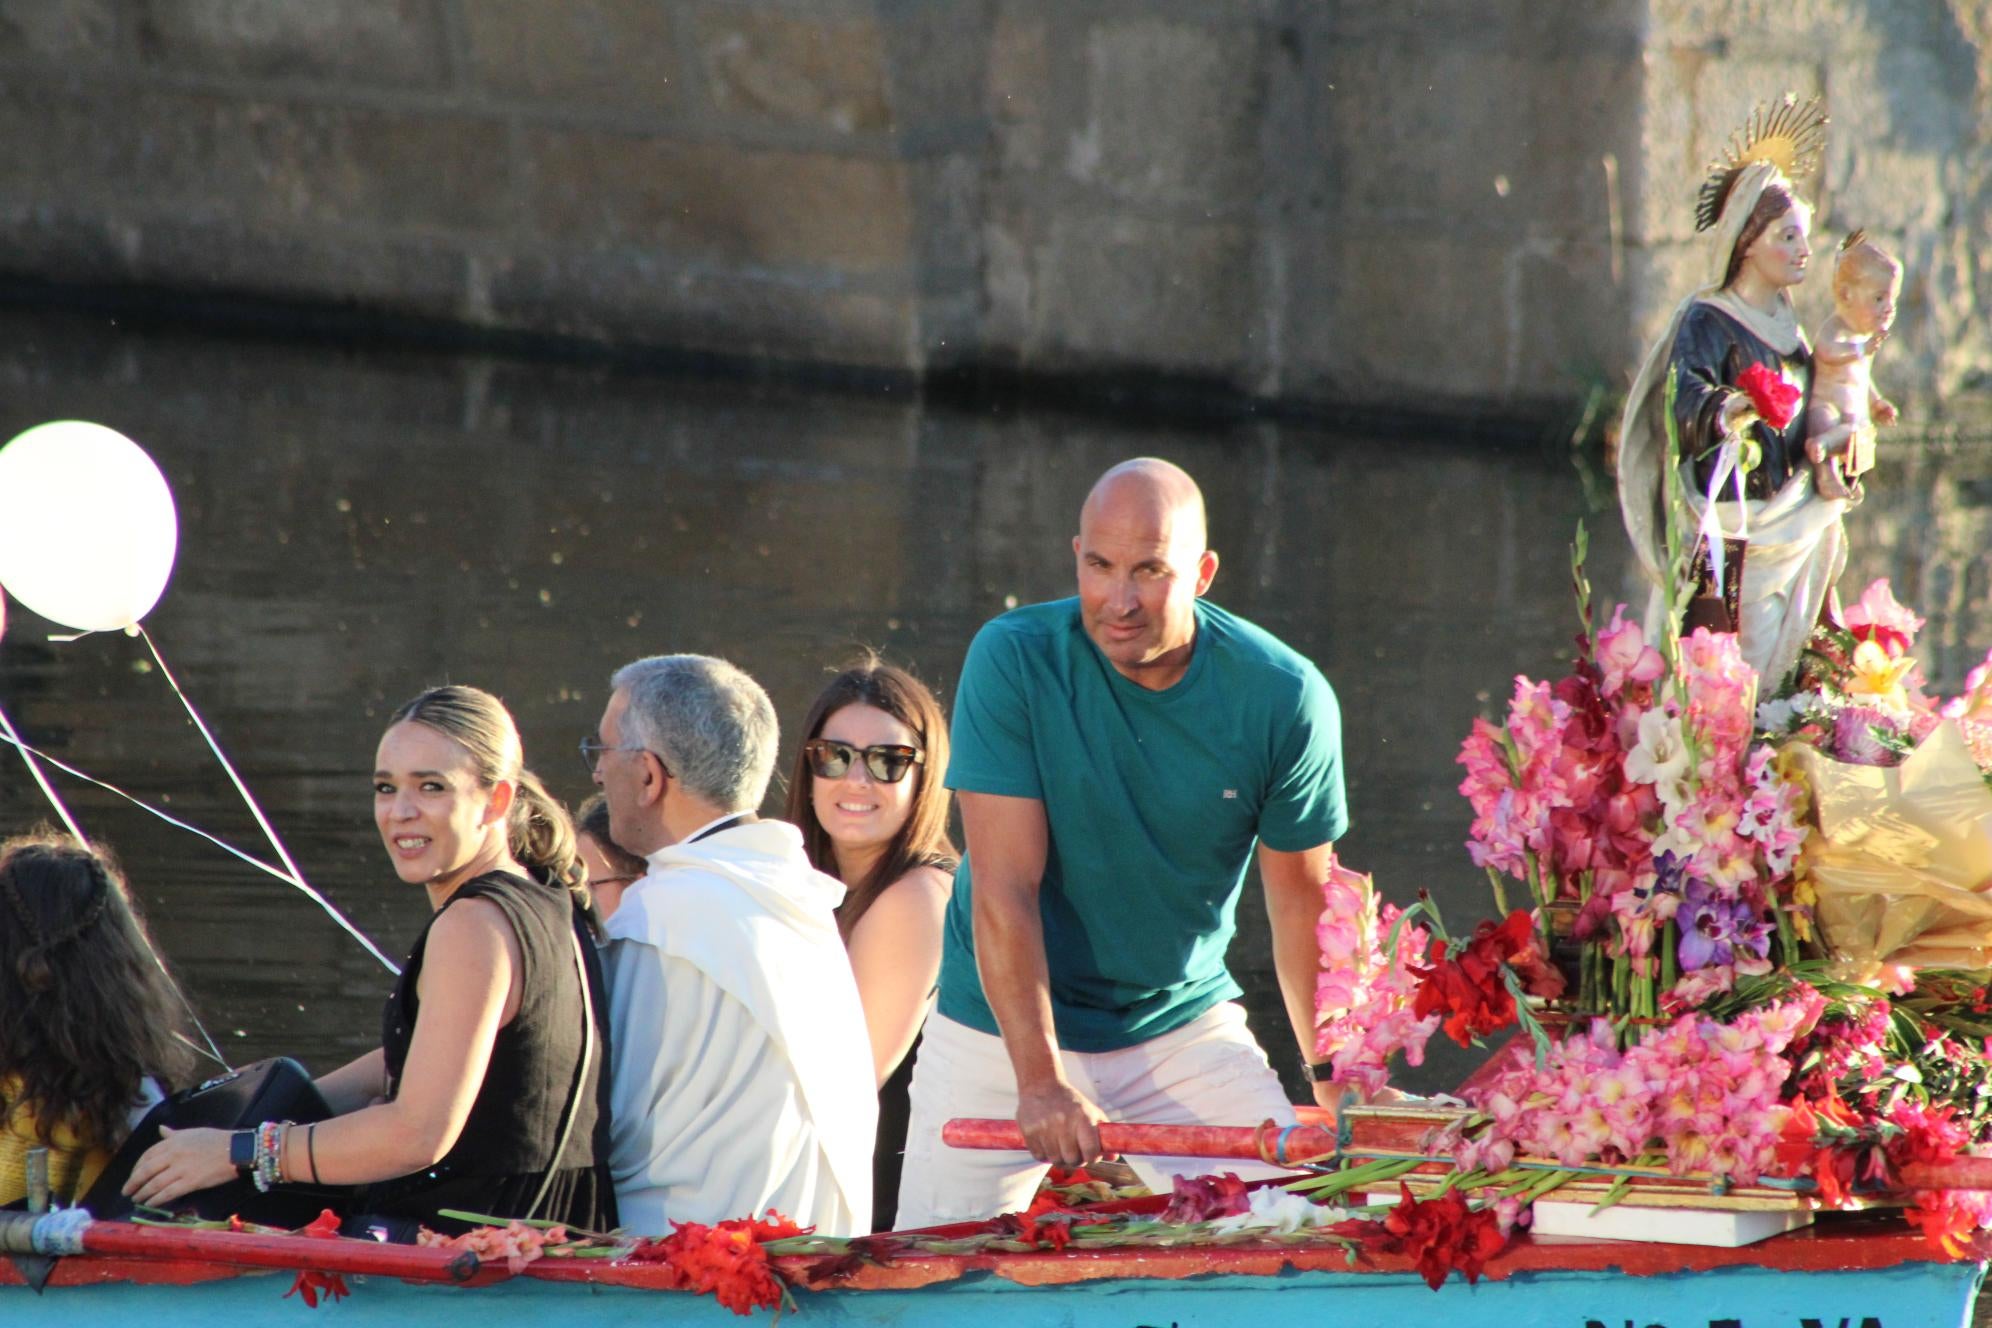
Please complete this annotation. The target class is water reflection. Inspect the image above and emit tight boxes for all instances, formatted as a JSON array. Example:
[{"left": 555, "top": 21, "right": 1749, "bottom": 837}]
[{"left": 0, "top": 309, "right": 1987, "bottom": 1095}]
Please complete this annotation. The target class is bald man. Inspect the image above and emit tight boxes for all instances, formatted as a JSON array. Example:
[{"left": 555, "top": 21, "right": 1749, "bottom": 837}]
[{"left": 897, "top": 458, "right": 1350, "bottom": 1226}]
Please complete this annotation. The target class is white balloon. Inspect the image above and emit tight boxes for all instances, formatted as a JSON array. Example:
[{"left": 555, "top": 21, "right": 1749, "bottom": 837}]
[{"left": 0, "top": 421, "right": 178, "bottom": 633}]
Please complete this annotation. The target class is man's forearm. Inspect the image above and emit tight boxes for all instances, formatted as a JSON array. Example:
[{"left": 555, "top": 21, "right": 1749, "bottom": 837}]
[
  {"left": 1261, "top": 845, "right": 1339, "bottom": 1067},
  {"left": 1266, "top": 876, "right": 1326, "bottom": 1063},
  {"left": 973, "top": 881, "right": 1064, "bottom": 1088}
]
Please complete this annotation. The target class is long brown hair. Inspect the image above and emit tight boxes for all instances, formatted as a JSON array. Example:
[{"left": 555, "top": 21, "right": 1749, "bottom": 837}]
[
  {"left": 0, "top": 831, "right": 194, "bottom": 1151},
  {"left": 783, "top": 657, "right": 957, "bottom": 938},
  {"left": 1724, "top": 183, "right": 1799, "bottom": 289},
  {"left": 389, "top": 685, "right": 589, "bottom": 908}
]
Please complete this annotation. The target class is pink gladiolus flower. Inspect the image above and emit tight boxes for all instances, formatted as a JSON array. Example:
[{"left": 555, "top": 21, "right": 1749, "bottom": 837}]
[
  {"left": 1311, "top": 858, "right": 1440, "bottom": 1097},
  {"left": 1941, "top": 648, "right": 1992, "bottom": 725},
  {"left": 1596, "top": 604, "right": 1665, "bottom": 698}
]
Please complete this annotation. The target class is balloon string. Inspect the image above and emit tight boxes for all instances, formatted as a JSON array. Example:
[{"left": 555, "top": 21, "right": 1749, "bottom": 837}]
[
  {"left": 136, "top": 625, "right": 312, "bottom": 896},
  {"left": 0, "top": 700, "right": 86, "bottom": 841},
  {"left": 0, "top": 727, "right": 401, "bottom": 977},
  {"left": 0, "top": 702, "right": 230, "bottom": 1068}
]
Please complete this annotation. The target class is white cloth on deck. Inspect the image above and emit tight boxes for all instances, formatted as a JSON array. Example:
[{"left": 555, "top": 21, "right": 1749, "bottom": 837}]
[{"left": 603, "top": 818, "right": 877, "bottom": 1235}]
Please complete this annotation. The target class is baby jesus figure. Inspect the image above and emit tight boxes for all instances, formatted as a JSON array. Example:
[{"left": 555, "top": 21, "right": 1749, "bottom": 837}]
[{"left": 1806, "top": 231, "right": 1902, "bottom": 501}]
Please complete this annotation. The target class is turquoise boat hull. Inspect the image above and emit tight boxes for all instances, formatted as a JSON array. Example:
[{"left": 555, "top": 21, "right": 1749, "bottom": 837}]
[{"left": 3, "top": 1219, "right": 1983, "bottom": 1327}]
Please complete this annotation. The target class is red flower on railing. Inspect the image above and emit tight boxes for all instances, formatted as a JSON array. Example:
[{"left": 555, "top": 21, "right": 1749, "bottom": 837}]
[
  {"left": 1377, "top": 1184, "right": 1509, "bottom": 1290},
  {"left": 1736, "top": 362, "right": 1802, "bottom": 431},
  {"left": 627, "top": 1212, "right": 807, "bottom": 1316},
  {"left": 284, "top": 1209, "right": 350, "bottom": 1309}
]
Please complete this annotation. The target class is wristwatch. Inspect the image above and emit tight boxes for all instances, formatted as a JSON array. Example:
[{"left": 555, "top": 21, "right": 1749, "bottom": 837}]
[
  {"left": 229, "top": 1129, "right": 255, "bottom": 1174},
  {"left": 1299, "top": 1060, "right": 1338, "bottom": 1085}
]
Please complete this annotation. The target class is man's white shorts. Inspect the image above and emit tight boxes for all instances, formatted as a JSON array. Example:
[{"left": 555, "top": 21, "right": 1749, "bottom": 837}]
[{"left": 895, "top": 1002, "right": 1299, "bottom": 1228}]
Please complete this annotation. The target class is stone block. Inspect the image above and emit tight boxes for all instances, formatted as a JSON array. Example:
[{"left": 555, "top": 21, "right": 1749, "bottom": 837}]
[
  {"left": 0, "top": 205, "right": 135, "bottom": 284},
  {"left": 872, "top": 0, "right": 996, "bottom": 131},
  {"left": 518, "top": 129, "right": 912, "bottom": 275},
  {"left": 488, "top": 251, "right": 918, "bottom": 369},
  {"left": 0, "top": 0, "right": 119, "bottom": 62},
  {"left": 1313, "top": 231, "right": 1519, "bottom": 403},
  {"left": 1631, "top": 46, "right": 1707, "bottom": 245},
  {"left": 693, "top": 6, "right": 892, "bottom": 134},
  {"left": 1030, "top": 212, "right": 1259, "bottom": 374},
  {"left": 1331, "top": 49, "right": 1636, "bottom": 241},
  {"left": 0, "top": 82, "right": 511, "bottom": 234},
  {"left": 132, "top": 218, "right": 472, "bottom": 317},
  {"left": 179, "top": 100, "right": 508, "bottom": 232},
  {"left": 1649, "top": 0, "right": 1888, "bottom": 47},
  {"left": 464, "top": 0, "right": 682, "bottom": 116},
  {"left": 1822, "top": 46, "right": 1966, "bottom": 234},
  {"left": 987, "top": 6, "right": 1053, "bottom": 171},
  {"left": 132, "top": 0, "right": 450, "bottom": 89},
  {"left": 1321, "top": 0, "right": 1644, "bottom": 52},
  {"left": 1511, "top": 240, "right": 1636, "bottom": 392},
  {"left": 1070, "top": 17, "right": 1264, "bottom": 208},
  {"left": 0, "top": 80, "right": 145, "bottom": 208}
]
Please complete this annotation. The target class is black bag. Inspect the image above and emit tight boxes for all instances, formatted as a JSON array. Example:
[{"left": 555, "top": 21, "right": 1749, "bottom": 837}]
[{"left": 83, "top": 1057, "right": 346, "bottom": 1227}]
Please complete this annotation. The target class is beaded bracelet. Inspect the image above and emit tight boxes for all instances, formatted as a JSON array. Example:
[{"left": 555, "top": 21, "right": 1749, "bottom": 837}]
[{"left": 252, "top": 1120, "right": 285, "bottom": 1193}]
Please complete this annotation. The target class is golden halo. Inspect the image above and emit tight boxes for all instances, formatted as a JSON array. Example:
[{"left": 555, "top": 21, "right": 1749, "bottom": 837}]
[{"left": 1693, "top": 94, "right": 1830, "bottom": 233}]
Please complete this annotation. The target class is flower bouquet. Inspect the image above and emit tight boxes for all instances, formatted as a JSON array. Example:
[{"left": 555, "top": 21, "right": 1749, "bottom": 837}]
[{"left": 1303, "top": 377, "right": 1992, "bottom": 1263}]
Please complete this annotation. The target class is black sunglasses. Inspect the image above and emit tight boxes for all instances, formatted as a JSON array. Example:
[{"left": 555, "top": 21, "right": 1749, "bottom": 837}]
[{"left": 803, "top": 738, "right": 925, "bottom": 784}]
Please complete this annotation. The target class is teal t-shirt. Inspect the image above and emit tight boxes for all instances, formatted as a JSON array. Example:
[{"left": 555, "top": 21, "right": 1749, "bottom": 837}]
[{"left": 937, "top": 597, "right": 1349, "bottom": 1052}]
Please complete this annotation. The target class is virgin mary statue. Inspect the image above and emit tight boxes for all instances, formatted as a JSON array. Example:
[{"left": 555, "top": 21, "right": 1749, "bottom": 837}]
[{"left": 1618, "top": 96, "right": 1847, "bottom": 690}]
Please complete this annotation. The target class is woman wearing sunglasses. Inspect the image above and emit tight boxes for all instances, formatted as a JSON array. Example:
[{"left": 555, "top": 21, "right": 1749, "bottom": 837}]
[{"left": 783, "top": 657, "right": 956, "bottom": 1232}]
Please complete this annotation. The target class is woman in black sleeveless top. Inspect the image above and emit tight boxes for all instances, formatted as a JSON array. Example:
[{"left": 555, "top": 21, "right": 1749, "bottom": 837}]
[{"left": 127, "top": 686, "right": 616, "bottom": 1236}]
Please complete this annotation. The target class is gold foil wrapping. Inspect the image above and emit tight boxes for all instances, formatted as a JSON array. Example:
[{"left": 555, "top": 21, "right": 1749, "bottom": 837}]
[{"left": 1791, "top": 722, "right": 1992, "bottom": 978}]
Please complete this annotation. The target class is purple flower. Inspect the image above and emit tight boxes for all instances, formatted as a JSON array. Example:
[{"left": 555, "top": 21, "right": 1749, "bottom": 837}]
[
  {"left": 1677, "top": 879, "right": 1773, "bottom": 971},
  {"left": 1831, "top": 706, "right": 1900, "bottom": 767}
]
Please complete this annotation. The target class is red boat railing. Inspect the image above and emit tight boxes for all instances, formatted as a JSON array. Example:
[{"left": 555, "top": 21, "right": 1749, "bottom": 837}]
[{"left": 941, "top": 1116, "right": 1992, "bottom": 1191}]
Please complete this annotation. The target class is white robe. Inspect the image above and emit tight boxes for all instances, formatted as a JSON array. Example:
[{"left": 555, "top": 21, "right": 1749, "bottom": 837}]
[{"left": 603, "top": 819, "right": 877, "bottom": 1235}]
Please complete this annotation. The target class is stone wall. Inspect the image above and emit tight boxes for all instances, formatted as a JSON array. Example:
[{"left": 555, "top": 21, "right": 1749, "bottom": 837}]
[{"left": 0, "top": 0, "right": 1985, "bottom": 416}]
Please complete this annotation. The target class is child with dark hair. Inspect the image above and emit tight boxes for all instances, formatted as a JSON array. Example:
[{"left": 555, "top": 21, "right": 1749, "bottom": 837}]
[{"left": 0, "top": 831, "right": 194, "bottom": 1205}]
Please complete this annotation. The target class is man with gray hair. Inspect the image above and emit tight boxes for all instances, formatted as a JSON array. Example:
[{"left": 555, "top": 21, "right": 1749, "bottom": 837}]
[{"left": 591, "top": 654, "right": 877, "bottom": 1234}]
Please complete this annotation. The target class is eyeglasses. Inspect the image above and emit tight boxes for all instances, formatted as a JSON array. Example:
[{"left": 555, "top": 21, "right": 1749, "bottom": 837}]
[
  {"left": 803, "top": 738, "right": 925, "bottom": 784},
  {"left": 579, "top": 737, "right": 671, "bottom": 780}
]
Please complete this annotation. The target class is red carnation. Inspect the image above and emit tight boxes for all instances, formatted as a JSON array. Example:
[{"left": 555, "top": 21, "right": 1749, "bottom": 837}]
[
  {"left": 1736, "top": 362, "right": 1802, "bottom": 431},
  {"left": 1379, "top": 1184, "right": 1509, "bottom": 1290},
  {"left": 1412, "top": 910, "right": 1560, "bottom": 1048}
]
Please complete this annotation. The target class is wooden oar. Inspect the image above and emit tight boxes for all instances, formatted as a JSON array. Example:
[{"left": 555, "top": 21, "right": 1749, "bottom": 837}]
[
  {"left": 942, "top": 1117, "right": 1337, "bottom": 1165},
  {"left": 0, "top": 1210, "right": 492, "bottom": 1284}
]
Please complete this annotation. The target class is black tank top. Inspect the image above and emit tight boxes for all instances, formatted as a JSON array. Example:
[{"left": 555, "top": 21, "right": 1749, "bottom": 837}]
[{"left": 361, "top": 871, "right": 614, "bottom": 1230}]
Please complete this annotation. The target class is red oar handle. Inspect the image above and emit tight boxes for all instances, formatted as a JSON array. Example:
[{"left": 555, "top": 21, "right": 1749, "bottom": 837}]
[
  {"left": 1899, "top": 1157, "right": 1992, "bottom": 1191},
  {"left": 0, "top": 1211, "right": 491, "bottom": 1284},
  {"left": 941, "top": 1117, "right": 1338, "bottom": 1164}
]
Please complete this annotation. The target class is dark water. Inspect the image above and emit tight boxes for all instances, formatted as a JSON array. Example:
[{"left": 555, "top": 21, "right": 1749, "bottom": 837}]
[{"left": 1, "top": 308, "right": 1988, "bottom": 1098}]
